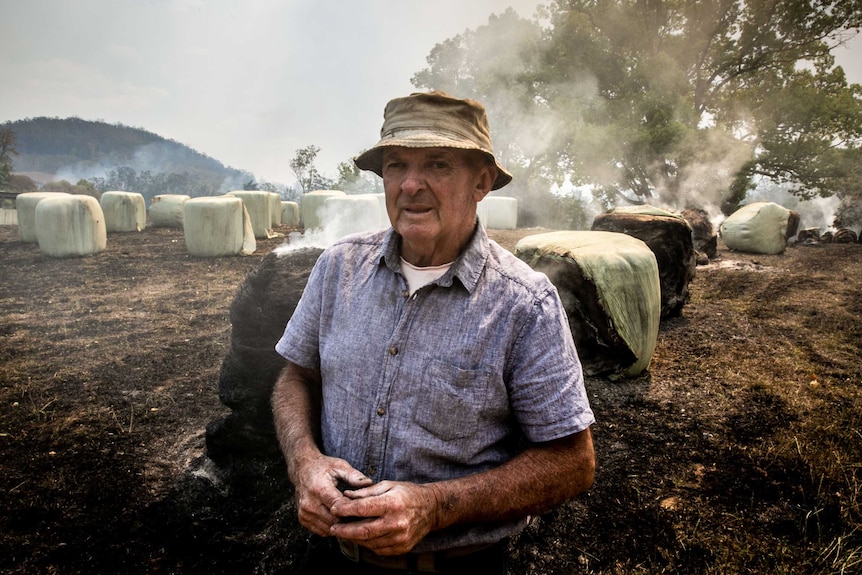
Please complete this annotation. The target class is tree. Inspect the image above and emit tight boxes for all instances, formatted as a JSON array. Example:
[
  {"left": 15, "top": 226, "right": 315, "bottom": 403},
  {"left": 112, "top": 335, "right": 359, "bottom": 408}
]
[
  {"left": 0, "top": 127, "right": 18, "bottom": 189},
  {"left": 334, "top": 156, "right": 382, "bottom": 194},
  {"left": 412, "top": 1, "right": 862, "bottom": 224},
  {"left": 290, "top": 145, "right": 334, "bottom": 194}
]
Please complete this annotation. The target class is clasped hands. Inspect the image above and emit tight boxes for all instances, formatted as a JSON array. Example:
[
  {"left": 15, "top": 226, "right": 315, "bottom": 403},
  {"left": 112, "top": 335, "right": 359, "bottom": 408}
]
[{"left": 294, "top": 453, "right": 440, "bottom": 556}]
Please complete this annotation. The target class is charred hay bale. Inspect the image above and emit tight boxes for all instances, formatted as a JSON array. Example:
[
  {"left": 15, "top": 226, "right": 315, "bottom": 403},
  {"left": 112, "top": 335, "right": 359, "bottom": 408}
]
[
  {"left": 515, "top": 231, "right": 660, "bottom": 378},
  {"left": 833, "top": 228, "right": 858, "bottom": 244},
  {"left": 591, "top": 208, "right": 696, "bottom": 319},
  {"left": 205, "top": 247, "right": 324, "bottom": 466},
  {"left": 681, "top": 207, "right": 717, "bottom": 260},
  {"left": 797, "top": 228, "right": 822, "bottom": 245}
]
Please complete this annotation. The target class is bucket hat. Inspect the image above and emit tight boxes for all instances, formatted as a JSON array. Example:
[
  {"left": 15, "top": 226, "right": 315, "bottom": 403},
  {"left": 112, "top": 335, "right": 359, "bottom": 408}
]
[{"left": 354, "top": 91, "right": 513, "bottom": 190}]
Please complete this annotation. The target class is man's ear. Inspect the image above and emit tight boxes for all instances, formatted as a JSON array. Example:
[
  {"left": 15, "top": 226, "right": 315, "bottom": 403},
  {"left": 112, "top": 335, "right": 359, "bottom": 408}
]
[{"left": 473, "top": 164, "right": 497, "bottom": 202}]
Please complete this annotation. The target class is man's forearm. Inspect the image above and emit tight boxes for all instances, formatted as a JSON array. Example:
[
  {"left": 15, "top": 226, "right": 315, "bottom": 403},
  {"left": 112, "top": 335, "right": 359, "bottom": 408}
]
[
  {"left": 271, "top": 362, "right": 324, "bottom": 484},
  {"left": 425, "top": 429, "right": 595, "bottom": 531}
]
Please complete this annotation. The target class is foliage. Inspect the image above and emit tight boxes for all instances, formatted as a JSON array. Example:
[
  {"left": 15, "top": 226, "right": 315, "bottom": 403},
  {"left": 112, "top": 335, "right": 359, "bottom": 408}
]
[
  {"left": 411, "top": 1, "right": 862, "bottom": 224},
  {"left": 41, "top": 179, "right": 101, "bottom": 198},
  {"left": 0, "top": 127, "right": 18, "bottom": 189},
  {"left": 289, "top": 145, "right": 334, "bottom": 195},
  {"left": 334, "top": 155, "right": 383, "bottom": 194}
]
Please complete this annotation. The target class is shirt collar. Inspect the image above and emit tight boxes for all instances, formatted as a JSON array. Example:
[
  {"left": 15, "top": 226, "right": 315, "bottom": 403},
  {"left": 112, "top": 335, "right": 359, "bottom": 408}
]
[{"left": 379, "top": 220, "right": 489, "bottom": 294}]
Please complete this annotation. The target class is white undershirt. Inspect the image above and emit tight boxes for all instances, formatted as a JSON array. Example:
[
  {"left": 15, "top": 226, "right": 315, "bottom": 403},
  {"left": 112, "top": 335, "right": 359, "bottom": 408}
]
[{"left": 400, "top": 258, "right": 453, "bottom": 296}]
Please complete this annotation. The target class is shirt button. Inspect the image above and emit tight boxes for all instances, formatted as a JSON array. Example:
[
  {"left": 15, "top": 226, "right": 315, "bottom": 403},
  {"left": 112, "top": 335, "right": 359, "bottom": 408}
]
[
  {"left": 367, "top": 466, "right": 376, "bottom": 476},
  {"left": 389, "top": 346, "right": 398, "bottom": 356},
  {"left": 401, "top": 289, "right": 409, "bottom": 298},
  {"left": 377, "top": 407, "right": 386, "bottom": 416}
]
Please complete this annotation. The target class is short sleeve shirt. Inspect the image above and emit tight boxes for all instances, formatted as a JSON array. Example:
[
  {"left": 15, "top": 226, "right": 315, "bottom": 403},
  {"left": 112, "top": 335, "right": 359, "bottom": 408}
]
[{"left": 276, "top": 224, "right": 594, "bottom": 551}]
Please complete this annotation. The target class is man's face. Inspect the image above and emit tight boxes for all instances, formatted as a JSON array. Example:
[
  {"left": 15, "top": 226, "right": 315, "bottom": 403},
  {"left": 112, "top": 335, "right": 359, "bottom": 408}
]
[{"left": 382, "top": 146, "right": 494, "bottom": 266}]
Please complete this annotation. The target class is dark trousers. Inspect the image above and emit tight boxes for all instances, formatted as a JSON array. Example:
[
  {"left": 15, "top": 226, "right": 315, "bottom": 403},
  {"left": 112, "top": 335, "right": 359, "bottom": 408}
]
[{"left": 291, "top": 535, "right": 509, "bottom": 575}]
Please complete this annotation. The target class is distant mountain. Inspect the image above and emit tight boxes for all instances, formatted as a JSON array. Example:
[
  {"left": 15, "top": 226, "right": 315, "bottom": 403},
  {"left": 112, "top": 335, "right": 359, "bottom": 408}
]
[{"left": 2, "top": 116, "right": 251, "bottom": 197}]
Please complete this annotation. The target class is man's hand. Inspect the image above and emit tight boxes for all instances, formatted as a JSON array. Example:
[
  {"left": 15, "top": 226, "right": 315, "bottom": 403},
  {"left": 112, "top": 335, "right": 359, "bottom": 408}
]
[
  {"left": 292, "top": 454, "right": 373, "bottom": 537},
  {"left": 329, "top": 481, "right": 440, "bottom": 556}
]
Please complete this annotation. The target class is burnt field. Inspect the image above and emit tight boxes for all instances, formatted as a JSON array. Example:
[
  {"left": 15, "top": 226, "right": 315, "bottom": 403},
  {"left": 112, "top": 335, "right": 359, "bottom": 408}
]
[{"left": 1, "top": 223, "right": 861, "bottom": 574}]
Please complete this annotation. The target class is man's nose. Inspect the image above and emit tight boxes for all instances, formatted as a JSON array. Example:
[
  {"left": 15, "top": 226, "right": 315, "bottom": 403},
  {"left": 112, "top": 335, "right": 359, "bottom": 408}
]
[{"left": 400, "top": 166, "right": 425, "bottom": 195}]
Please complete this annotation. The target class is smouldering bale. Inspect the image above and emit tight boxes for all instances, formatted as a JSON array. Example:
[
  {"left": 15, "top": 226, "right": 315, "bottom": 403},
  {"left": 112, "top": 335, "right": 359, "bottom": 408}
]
[
  {"left": 719, "top": 202, "right": 800, "bottom": 254},
  {"left": 183, "top": 196, "right": 256, "bottom": 257},
  {"left": 833, "top": 228, "right": 858, "bottom": 244},
  {"left": 35, "top": 195, "right": 106, "bottom": 257},
  {"left": 515, "top": 230, "right": 660, "bottom": 378},
  {"left": 205, "top": 247, "right": 324, "bottom": 466},
  {"left": 15, "top": 192, "right": 71, "bottom": 243},
  {"left": 225, "top": 191, "right": 275, "bottom": 239},
  {"left": 100, "top": 191, "right": 147, "bottom": 233},
  {"left": 300, "top": 189, "right": 345, "bottom": 230},
  {"left": 478, "top": 196, "right": 518, "bottom": 229},
  {"left": 148, "top": 194, "right": 189, "bottom": 228},
  {"left": 281, "top": 201, "right": 300, "bottom": 226},
  {"left": 592, "top": 205, "right": 696, "bottom": 319},
  {"left": 681, "top": 207, "right": 718, "bottom": 260}
]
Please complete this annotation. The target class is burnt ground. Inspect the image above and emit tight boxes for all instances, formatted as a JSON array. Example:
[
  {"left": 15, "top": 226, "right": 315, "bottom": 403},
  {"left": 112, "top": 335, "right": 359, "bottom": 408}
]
[{"left": 1, "top": 223, "right": 860, "bottom": 575}]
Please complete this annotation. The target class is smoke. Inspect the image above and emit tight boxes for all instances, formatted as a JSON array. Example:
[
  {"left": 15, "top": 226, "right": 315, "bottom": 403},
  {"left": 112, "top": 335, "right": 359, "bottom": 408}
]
[
  {"left": 274, "top": 194, "right": 388, "bottom": 255},
  {"left": 745, "top": 179, "right": 844, "bottom": 233}
]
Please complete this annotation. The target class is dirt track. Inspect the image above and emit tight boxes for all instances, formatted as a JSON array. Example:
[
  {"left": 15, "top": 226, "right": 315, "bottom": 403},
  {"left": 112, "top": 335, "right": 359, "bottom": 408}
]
[{"left": 1, "top": 223, "right": 860, "bottom": 574}]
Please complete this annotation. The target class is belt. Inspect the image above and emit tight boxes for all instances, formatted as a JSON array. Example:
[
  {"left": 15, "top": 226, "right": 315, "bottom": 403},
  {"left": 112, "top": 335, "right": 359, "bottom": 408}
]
[{"left": 337, "top": 537, "right": 499, "bottom": 573}]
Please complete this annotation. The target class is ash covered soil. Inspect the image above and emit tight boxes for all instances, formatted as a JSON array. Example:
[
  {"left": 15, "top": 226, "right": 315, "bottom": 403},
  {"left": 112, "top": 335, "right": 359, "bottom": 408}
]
[{"left": 1, "top": 224, "right": 860, "bottom": 574}]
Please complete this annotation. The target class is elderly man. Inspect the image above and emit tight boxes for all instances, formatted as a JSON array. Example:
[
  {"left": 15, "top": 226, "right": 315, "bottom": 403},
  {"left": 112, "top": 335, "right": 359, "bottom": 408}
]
[{"left": 272, "top": 91, "right": 595, "bottom": 574}]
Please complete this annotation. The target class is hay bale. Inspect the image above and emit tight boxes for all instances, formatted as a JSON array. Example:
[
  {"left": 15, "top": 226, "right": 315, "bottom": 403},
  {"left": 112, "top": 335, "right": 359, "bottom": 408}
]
[
  {"left": 515, "top": 231, "right": 660, "bottom": 378},
  {"left": 100, "top": 191, "right": 147, "bottom": 233},
  {"left": 592, "top": 207, "right": 696, "bottom": 319},
  {"left": 478, "top": 196, "right": 518, "bottom": 229},
  {"left": 720, "top": 202, "right": 798, "bottom": 254},
  {"left": 16, "top": 192, "right": 71, "bottom": 243},
  {"left": 268, "top": 192, "right": 282, "bottom": 226},
  {"left": 148, "top": 194, "right": 190, "bottom": 228},
  {"left": 183, "top": 197, "right": 256, "bottom": 257},
  {"left": 281, "top": 201, "right": 300, "bottom": 226},
  {"left": 225, "top": 191, "right": 274, "bottom": 239},
  {"left": 35, "top": 195, "right": 106, "bottom": 257},
  {"left": 321, "top": 194, "right": 385, "bottom": 238},
  {"left": 300, "top": 190, "right": 345, "bottom": 230}
]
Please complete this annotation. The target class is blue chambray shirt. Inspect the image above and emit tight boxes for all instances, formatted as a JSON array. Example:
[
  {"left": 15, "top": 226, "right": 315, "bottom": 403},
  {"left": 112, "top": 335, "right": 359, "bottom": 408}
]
[{"left": 275, "top": 223, "right": 594, "bottom": 552}]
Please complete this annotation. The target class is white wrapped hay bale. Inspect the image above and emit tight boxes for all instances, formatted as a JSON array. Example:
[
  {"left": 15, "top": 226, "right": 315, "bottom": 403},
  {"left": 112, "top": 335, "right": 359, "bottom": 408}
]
[
  {"left": 478, "top": 196, "right": 518, "bottom": 229},
  {"left": 322, "top": 194, "right": 385, "bottom": 238},
  {"left": 101, "top": 191, "right": 147, "bottom": 232},
  {"left": 515, "top": 230, "right": 660, "bottom": 378},
  {"left": 184, "top": 197, "right": 256, "bottom": 257},
  {"left": 225, "top": 191, "right": 274, "bottom": 239},
  {"left": 281, "top": 201, "right": 300, "bottom": 226},
  {"left": 373, "top": 193, "right": 389, "bottom": 228},
  {"left": 16, "top": 192, "right": 71, "bottom": 243},
  {"left": 268, "top": 192, "right": 282, "bottom": 226},
  {"left": 720, "top": 202, "right": 797, "bottom": 255},
  {"left": 35, "top": 195, "right": 106, "bottom": 257},
  {"left": 300, "top": 190, "right": 345, "bottom": 230},
  {"left": 148, "top": 194, "right": 189, "bottom": 228}
]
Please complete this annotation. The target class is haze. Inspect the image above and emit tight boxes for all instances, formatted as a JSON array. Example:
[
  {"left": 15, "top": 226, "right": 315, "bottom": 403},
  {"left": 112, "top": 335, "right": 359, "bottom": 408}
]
[{"left": 2, "top": 0, "right": 860, "bottom": 187}]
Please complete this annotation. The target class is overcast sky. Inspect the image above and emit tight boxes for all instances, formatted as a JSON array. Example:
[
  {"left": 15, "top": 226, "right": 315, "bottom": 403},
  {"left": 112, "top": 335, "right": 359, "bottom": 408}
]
[{"left": 2, "top": 0, "right": 861, "bottom": 187}]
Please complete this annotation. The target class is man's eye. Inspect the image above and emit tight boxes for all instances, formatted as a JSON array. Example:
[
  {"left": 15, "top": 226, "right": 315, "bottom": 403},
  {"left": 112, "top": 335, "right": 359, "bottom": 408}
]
[
  {"left": 429, "top": 161, "right": 449, "bottom": 170},
  {"left": 384, "top": 162, "right": 404, "bottom": 171}
]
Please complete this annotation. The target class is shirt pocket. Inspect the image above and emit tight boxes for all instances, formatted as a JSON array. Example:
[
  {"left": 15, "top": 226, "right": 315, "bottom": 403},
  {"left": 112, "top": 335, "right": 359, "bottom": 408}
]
[{"left": 412, "top": 359, "right": 491, "bottom": 441}]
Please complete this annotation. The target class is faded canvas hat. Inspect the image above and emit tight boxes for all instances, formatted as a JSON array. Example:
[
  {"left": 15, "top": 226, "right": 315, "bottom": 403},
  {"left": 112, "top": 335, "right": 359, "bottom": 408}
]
[{"left": 354, "top": 91, "right": 513, "bottom": 190}]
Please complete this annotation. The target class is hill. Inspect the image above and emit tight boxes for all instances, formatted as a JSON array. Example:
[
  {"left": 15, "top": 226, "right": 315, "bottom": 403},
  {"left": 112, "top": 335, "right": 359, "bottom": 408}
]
[{"left": 2, "top": 117, "right": 251, "bottom": 197}]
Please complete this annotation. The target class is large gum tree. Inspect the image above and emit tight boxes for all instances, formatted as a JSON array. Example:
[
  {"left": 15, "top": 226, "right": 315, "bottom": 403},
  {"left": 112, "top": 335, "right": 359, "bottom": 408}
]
[{"left": 412, "top": 1, "right": 862, "bottom": 225}]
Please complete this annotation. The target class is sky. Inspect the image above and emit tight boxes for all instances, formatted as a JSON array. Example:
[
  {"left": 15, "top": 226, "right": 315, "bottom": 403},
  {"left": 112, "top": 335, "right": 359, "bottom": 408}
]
[{"left": 2, "top": 0, "right": 861, "bottom": 188}]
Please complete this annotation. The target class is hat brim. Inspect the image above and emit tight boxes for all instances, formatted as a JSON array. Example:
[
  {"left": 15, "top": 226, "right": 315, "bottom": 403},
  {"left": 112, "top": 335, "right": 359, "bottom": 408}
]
[{"left": 354, "top": 134, "right": 513, "bottom": 191}]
